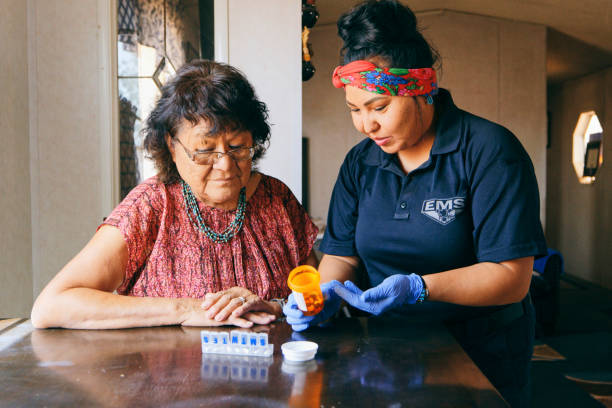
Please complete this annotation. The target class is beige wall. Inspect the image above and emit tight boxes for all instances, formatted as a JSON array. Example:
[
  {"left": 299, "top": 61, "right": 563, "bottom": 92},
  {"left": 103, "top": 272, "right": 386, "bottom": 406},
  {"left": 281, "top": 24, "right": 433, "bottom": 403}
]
[
  {"left": 303, "top": 11, "right": 547, "bottom": 226},
  {"left": 0, "top": 0, "right": 115, "bottom": 317},
  {"left": 30, "top": 0, "right": 109, "bottom": 297},
  {"left": 0, "top": 0, "right": 33, "bottom": 317},
  {"left": 226, "top": 0, "right": 303, "bottom": 200},
  {"left": 302, "top": 25, "right": 361, "bottom": 223},
  {"left": 547, "top": 68, "right": 612, "bottom": 288}
]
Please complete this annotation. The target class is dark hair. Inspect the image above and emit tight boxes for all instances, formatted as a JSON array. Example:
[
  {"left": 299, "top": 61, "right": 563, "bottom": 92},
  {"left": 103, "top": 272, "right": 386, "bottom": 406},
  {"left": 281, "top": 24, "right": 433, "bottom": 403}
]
[
  {"left": 143, "top": 60, "right": 271, "bottom": 184},
  {"left": 337, "top": 0, "right": 439, "bottom": 69}
]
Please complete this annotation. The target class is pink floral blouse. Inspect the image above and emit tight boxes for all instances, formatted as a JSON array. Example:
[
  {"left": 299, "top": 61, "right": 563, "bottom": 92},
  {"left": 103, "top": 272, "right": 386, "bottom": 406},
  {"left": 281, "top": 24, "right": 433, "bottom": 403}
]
[{"left": 102, "top": 174, "right": 318, "bottom": 300}]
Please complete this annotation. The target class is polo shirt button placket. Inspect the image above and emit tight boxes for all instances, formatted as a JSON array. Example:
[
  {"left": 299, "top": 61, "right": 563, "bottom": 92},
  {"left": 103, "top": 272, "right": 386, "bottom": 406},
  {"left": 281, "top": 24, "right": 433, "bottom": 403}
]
[
  {"left": 394, "top": 196, "right": 410, "bottom": 219},
  {"left": 393, "top": 174, "right": 413, "bottom": 219}
]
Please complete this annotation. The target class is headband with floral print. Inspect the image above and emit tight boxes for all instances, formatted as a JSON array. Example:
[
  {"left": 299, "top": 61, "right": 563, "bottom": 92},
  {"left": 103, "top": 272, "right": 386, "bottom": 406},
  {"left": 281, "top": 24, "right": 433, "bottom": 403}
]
[{"left": 332, "top": 60, "right": 438, "bottom": 103}]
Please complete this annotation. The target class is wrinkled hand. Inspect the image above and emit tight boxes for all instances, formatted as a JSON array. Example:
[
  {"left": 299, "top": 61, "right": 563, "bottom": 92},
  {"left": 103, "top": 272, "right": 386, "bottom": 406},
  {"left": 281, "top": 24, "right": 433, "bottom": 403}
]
[
  {"left": 334, "top": 274, "right": 423, "bottom": 316},
  {"left": 181, "top": 298, "right": 272, "bottom": 328},
  {"left": 283, "top": 280, "right": 344, "bottom": 332},
  {"left": 201, "top": 286, "right": 277, "bottom": 325}
]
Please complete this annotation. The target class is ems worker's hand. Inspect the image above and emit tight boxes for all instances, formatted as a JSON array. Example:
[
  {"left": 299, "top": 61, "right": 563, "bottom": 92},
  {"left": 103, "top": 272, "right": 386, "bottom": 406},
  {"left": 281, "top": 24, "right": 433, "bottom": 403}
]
[
  {"left": 283, "top": 280, "right": 344, "bottom": 331},
  {"left": 334, "top": 274, "right": 423, "bottom": 316}
]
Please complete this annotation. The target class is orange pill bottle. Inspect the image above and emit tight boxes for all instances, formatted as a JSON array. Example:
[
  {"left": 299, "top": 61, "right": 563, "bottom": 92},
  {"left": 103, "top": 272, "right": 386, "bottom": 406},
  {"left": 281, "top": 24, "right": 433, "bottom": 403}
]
[{"left": 287, "top": 265, "right": 325, "bottom": 316}]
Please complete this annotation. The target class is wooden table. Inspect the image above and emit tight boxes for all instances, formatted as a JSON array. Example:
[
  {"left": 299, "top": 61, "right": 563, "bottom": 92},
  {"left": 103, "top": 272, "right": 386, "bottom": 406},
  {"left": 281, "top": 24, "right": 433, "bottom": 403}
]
[{"left": 0, "top": 317, "right": 508, "bottom": 407}]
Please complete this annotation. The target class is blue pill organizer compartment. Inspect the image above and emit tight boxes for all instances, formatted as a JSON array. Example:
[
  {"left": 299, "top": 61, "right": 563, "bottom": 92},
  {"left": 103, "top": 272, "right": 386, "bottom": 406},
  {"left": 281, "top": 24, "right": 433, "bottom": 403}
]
[{"left": 201, "top": 330, "right": 273, "bottom": 357}]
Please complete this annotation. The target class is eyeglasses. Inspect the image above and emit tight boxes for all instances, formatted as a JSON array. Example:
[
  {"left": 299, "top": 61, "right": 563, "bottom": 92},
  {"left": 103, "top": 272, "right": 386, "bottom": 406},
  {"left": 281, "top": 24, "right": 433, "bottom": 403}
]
[{"left": 174, "top": 138, "right": 255, "bottom": 165}]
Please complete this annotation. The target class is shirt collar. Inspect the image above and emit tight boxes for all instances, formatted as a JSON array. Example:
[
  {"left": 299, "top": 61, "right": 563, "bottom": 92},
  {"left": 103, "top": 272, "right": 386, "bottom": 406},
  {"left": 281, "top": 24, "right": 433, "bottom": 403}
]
[
  {"left": 363, "top": 140, "right": 404, "bottom": 175},
  {"left": 361, "top": 88, "right": 462, "bottom": 172},
  {"left": 430, "top": 88, "right": 462, "bottom": 155}
]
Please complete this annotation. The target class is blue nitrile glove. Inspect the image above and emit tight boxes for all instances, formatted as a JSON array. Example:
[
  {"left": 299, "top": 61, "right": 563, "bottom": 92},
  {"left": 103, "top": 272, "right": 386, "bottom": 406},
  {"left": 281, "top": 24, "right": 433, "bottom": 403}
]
[
  {"left": 334, "top": 274, "right": 423, "bottom": 316},
  {"left": 283, "top": 280, "right": 344, "bottom": 332}
]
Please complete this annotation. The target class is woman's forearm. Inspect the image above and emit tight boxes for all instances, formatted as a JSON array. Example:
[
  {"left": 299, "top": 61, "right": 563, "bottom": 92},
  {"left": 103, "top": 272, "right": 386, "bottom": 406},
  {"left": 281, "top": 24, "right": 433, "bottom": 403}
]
[
  {"left": 423, "top": 257, "right": 533, "bottom": 306},
  {"left": 30, "top": 226, "right": 228, "bottom": 329},
  {"left": 318, "top": 254, "right": 360, "bottom": 283},
  {"left": 31, "top": 288, "right": 202, "bottom": 329}
]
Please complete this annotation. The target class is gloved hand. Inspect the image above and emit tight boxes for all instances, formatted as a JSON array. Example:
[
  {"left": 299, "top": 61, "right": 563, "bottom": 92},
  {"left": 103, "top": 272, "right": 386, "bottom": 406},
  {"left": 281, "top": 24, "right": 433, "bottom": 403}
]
[
  {"left": 334, "top": 274, "right": 423, "bottom": 316},
  {"left": 283, "top": 280, "right": 344, "bottom": 331}
]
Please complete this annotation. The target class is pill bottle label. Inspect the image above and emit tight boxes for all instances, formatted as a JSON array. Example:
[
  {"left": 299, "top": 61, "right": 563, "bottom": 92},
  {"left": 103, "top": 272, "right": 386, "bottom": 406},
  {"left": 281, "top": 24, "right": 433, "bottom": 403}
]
[{"left": 293, "top": 291, "right": 308, "bottom": 312}]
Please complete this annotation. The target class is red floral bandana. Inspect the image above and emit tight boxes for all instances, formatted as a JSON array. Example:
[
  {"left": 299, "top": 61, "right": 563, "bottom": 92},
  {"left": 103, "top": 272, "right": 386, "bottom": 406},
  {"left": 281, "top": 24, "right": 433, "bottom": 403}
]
[{"left": 332, "top": 60, "right": 438, "bottom": 101}]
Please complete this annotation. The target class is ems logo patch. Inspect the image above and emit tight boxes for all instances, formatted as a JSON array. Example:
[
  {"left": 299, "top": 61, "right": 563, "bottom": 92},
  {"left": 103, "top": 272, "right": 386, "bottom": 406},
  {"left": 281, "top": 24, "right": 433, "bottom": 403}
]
[{"left": 421, "top": 197, "right": 465, "bottom": 225}]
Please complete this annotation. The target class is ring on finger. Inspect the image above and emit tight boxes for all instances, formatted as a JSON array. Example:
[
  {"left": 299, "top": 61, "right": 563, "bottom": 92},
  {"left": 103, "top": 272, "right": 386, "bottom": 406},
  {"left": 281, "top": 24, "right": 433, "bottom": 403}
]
[{"left": 236, "top": 296, "right": 247, "bottom": 305}]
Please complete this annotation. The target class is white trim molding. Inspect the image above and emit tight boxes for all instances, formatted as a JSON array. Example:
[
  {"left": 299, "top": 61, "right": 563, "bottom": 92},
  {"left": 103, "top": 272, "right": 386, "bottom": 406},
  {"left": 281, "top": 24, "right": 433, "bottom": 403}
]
[
  {"left": 214, "top": 0, "right": 229, "bottom": 63},
  {"left": 98, "top": 0, "right": 120, "bottom": 214}
]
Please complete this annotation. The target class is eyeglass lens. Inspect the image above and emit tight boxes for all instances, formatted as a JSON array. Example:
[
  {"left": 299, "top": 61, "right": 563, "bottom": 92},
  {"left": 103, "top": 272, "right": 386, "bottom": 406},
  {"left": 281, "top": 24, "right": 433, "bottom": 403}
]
[{"left": 193, "top": 148, "right": 253, "bottom": 164}]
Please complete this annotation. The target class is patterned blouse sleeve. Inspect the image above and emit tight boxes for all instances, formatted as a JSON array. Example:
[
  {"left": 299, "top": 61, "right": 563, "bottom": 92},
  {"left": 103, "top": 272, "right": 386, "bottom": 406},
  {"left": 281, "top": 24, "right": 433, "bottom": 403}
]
[{"left": 99, "top": 180, "right": 162, "bottom": 290}]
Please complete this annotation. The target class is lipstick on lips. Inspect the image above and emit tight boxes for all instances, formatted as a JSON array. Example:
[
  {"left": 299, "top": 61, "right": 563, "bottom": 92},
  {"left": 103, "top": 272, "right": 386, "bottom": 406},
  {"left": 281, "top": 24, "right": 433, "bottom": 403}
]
[{"left": 373, "top": 137, "right": 391, "bottom": 146}]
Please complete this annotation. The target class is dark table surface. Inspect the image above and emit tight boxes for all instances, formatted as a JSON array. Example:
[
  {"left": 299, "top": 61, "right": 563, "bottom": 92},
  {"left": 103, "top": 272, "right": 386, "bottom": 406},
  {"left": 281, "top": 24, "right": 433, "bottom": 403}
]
[{"left": 0, "top": 317, "right": 508, "bottom": 407}]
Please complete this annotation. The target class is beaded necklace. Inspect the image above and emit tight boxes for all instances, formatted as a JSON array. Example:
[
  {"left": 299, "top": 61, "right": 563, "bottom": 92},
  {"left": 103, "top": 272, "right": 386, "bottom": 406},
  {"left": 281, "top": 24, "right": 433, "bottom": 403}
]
[{"left": 181, "top": 181, "right": 246, "bottom": 243}]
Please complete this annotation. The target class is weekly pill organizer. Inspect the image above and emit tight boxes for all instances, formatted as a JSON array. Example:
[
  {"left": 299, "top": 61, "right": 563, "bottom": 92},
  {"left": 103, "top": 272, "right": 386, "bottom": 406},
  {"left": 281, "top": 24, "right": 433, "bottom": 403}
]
[{"left": 201, "top": 330, "right": 274, "bottom": 357}]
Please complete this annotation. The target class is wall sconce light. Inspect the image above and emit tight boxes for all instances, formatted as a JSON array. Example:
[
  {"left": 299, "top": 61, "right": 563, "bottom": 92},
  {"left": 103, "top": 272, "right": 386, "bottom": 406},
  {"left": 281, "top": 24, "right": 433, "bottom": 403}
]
[{"left": 572, "top": 111, "right": 603, "bottom": 184}]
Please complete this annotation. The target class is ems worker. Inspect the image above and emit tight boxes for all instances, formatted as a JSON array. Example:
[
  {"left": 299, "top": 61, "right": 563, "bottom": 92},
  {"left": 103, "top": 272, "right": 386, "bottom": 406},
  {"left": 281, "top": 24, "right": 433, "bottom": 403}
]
[{"left": 283, "top": 1, "right": 546, "bottom": 407}]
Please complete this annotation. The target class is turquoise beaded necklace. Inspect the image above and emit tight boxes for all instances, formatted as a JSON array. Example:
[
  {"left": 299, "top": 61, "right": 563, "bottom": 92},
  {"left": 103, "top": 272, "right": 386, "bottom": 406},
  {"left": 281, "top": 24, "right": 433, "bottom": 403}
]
[{"left": 181, "top": 181, "right": 246, "bottom": 244}]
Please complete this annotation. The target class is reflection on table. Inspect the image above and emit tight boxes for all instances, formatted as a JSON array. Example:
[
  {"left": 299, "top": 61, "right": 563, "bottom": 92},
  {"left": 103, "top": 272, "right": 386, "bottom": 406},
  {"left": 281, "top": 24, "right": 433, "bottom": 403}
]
[{"left": 0, "top": 317, "right": 509, "bottom": 407}]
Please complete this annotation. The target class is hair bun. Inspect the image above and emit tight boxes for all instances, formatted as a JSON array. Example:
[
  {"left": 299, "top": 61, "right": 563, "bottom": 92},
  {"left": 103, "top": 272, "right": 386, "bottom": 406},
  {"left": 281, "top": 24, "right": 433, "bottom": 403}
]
[
  {"left": 337, "top": 0, "right": 438, "bottom": 69},
  {"left": 338, "top": 0, "right": 419, "bottom": 50}
]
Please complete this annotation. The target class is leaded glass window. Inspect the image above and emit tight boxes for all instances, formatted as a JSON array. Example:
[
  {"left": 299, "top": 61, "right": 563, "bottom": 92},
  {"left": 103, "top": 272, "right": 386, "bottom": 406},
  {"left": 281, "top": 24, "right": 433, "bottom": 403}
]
[{"left": 117, "top": 0, "right": 213, "bottom": 198}]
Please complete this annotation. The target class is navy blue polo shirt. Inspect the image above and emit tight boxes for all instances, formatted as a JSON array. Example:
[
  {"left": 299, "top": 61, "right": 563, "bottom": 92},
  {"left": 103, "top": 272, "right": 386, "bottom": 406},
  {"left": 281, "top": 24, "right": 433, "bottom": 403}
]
[{"left": 320, "top": 89, "right": 546, "bottom": 312}]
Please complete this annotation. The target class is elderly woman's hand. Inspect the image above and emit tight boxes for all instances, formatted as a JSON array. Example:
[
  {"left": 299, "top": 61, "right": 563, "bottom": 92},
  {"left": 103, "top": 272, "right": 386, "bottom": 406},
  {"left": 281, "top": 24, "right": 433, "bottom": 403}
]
[
  {"left": 180, "top": 298, "right": 274, "bottom": 328},
  {"left": 201, "top": 287, "right": 279, "bottom": 324}
]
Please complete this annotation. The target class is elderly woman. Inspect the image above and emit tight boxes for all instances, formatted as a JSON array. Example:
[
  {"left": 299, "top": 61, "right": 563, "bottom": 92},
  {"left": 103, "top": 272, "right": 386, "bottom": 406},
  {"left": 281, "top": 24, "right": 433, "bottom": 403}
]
[{"left": 32, "top": 60, "right": 317, "bottom": 329}]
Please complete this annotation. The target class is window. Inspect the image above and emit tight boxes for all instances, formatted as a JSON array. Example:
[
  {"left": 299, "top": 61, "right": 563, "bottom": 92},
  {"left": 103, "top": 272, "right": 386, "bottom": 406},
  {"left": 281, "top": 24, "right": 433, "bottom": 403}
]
[
  {"left": 116, "top": 0, "right": 213, "bottom": 198},
  {"left": 572, "top": 111, "right": 603, "bottom": 184}
]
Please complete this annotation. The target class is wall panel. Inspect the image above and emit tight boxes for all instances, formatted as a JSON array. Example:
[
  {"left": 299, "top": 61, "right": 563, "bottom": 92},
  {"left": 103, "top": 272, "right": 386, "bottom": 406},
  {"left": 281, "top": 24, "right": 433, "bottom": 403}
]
[
  {"left": 0, "top": 0, "right": 33, "bottom": 317},
  {"left": 227, "top": 0, "right": 303, "bottom": 200},
  {"left": 547, "top": 68, "right": 612, "bottom": 287}
]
